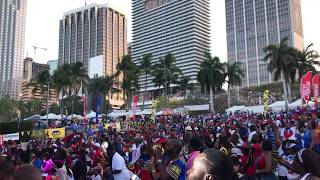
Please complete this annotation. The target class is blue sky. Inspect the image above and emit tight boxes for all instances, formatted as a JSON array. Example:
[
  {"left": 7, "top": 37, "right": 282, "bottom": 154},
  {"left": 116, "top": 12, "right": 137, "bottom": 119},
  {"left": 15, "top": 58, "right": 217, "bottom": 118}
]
[{"left": 25, "top": 0, "right": 320, "bottom": 64}]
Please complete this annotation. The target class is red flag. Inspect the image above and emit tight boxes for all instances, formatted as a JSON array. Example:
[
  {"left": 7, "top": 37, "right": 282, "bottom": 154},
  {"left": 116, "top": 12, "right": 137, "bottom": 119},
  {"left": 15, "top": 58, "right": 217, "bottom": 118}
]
[
  {"left": 312, "top": 74, "right": 320, "bottom": 104},
  {"left": 133, "top": 95, "right": 139, "bottom": 122},
  {"left": 304, "top": 71, "right": 313, "bottom": 103},
  {"left": 82, "top": 95, "right": 87, "bottom": 128}
]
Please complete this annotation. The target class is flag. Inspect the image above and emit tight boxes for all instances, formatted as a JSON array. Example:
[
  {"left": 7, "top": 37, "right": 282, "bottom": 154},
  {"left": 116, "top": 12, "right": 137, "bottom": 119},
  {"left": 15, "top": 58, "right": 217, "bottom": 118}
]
[
  {"left": 133, "top": 95, "right": 139, "bottom": 122},
  {"left": 304, "top": 71, "right": 313, "bottom": 103},
  {"left": 312, "top": 74, "right": 320, "bottom": 104}
]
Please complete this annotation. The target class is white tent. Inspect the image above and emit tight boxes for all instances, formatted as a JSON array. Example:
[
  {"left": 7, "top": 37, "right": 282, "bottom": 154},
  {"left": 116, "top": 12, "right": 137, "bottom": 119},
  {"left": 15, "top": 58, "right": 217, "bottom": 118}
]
[
  {"left": 67, "top": 114, "right": 83, "bottom": 120},
  {"left": 23, "top": 114, "right": 41, "bottom": 121},
  {"left": 40, "top": 113, "right": 61, "bottom": 120},
  {"left": 289, "top": 99, "right": 315, "bottom": 108},
  {"left": 243, "top": 105, "right": 264, "bottom": 113},
  {"left": 184, "top": 104, "right": 209, "bottom": 111},
  {"left": 86, "top": 111, "right": 103, "bottom": 119},
  {"left": 269, "top": 101, "right": 285, "bottom": 111},
  {"left": 225, "top": 106, "right": 245, "bottom": 113}
]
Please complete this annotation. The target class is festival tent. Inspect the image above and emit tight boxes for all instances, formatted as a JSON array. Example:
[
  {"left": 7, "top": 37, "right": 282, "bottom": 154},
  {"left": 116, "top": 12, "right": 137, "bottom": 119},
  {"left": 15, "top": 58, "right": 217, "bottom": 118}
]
[
  {"left": 289, "top": 99, "right": 315, "bottom": 108},
  {"left": 67, "top": 114, "right": 84, "bottom": 120},
  {"left": 242, "top": 105, "right": 264, "bottom": 113},
  {"left": 40, "top": 113, "right": 61, "bottom": 120},
  {"left": 23, "top": 114, "right": 41, "bottom": 121},
  {"left": 269, "top": 101, "right": 285, "bottom": 111},
  {"left": 184, "top": 104, "right": 209, "bottom": 112},
  {"left": 225, "top": 106, "right": 245, "bottom": 113},
  {"left": 86, "top": 111, "right": 103, "bottom": 119}
]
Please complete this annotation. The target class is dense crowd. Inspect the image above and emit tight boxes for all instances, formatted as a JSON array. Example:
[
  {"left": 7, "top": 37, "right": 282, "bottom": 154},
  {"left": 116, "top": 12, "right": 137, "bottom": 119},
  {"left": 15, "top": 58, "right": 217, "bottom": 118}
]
[{"left": 1, "top": 106, "right": 320, "bottom": 180}]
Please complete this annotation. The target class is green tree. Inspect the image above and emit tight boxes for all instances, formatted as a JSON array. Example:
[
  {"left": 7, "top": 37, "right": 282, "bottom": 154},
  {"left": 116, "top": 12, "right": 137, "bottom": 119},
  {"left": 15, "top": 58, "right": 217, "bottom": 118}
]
[
  {"left": 89, "top": 76, "right": 117, "bottom": 113},
  {"left": 224, "top": 62, "right": 244, "bottom": 108},
  {"left": 0, "top": 96, "right": 17, "bottom": 122},
  {"left": 295, "top": 43, "right": 320, "bottom": 79},
  {"left": 116, "top": 55, "right": 140, "bottom": 110},
  {"left": 151, "top": 53, "right": 182, "bottom": 106},
  {"left": 139, "top": 53, "right": 153, "bottom": 110},
  {"left": 197, "top": 52, "right": 226, "bottom": 113},
  {"left": 177, "top": 76, "right": 192, "bottom": 101},
  {"left": 264, "top": 37, "right": 296, "bottom": 110}
]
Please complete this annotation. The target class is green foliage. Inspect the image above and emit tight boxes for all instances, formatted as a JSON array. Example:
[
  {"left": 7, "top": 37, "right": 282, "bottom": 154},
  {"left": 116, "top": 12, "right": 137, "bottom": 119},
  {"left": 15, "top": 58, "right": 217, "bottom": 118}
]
[
  {"left": 225, "top": 62, "right": 244, "bottom": 87},
  {"left": 151, "top": 54, "right": 181, "bottom": 93},
  {"left": 62, "top": 95, "right": 83, "bottom": 115},
  {"left": 0, "top": 96, "right": 18, "bottom": 122},
  {"left": 295, "top": 43, "right": 320, "bottom": 79},
  {"left": 0, "top": 120, "right": 34, "bottom": 134},
  {"left": 116, "top": 55, "right": 140, "bottom": 109},
  {"left": 49, "top": 103, "right": 60, "bottom": 114}
]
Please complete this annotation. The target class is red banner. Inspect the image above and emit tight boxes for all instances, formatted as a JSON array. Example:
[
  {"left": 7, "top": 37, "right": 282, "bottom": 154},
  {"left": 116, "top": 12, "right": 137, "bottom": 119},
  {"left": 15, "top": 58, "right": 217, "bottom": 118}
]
[
  {"left": 304, "top": 71, "right": 313, "bottom": 103},
  {"left": 312, "top": 74, "right": 320, "bottom": 104},
  {"left": 133, "top": 95, "right": 139, "bottom": 122}
]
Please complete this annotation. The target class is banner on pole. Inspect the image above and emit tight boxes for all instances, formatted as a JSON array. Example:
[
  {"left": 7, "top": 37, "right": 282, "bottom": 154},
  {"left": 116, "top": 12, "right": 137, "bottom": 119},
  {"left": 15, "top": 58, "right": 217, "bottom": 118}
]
[
  {"left": 133, "top": 95, "right": 139, "bottom": 122},
  {"left": 45, "top": 127, "right": 65, "bottom": 139},
  {"left": 312, "top": 74, "right": 320, "bottom": 104}
]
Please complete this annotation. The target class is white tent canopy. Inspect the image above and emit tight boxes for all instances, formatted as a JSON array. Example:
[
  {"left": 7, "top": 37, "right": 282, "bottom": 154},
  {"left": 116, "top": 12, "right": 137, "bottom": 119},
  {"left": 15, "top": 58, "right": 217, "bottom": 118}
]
[
  {"left": 242, "top": 105, "right": 264, "bottom": 113},
  {"left": 225, "top": 106, "right": 245, "bottom": 113},
  {"left": 268, "top": 101, "right": 286, "bottom": 112},
  {"left": 184, "top": 104, "right": 209, "bottom": 111},
  {"left": 289, "top": 99, "right": 315, "bottom": 108},
  {"left": 23, "top": 114, "right": 41, "bottom": 121},
  {"left": 40, "top": 113, "right": 61, "bottom": 120},
  {"left": 67, "top": 114, "right": 83, "bottom": 120},
  {"left": 86, "top": 111, "right": 103, "bottom": 119}
]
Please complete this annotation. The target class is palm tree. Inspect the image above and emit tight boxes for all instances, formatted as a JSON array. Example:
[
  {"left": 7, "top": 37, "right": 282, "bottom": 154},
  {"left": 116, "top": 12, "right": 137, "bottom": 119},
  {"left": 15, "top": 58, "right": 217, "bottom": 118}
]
[
  {"left": 264, "top": 37, "right": 296, "bottom": 110},
  {"left": 139, "top": 53, "right": 153, "bottom": 110},
  {"left": 151, "top": 53, "right": 182, "bottom": 106},
  {"left": 197, "top": 52, "right": 226, "bottom": 113},
  {"left": 224, "top": 62, "right": 244, "bottom": 108},
  {"left": 116, "top": 55, "right": 140, "bottom": 110},
  {"left": 0, "top": 96, "right": 16, "bottom": 122},
  {"left": 69, "top": 62, "right": 88, "bottom": 117},
  {"left": 177, "top": 76, "right": 192, "bottom": 101},
  {"left": 89, "top": 75, "right": 116, "bottom": 113},
  {"left": 295, "top": 43, "right": 320, "bottom": 79}
]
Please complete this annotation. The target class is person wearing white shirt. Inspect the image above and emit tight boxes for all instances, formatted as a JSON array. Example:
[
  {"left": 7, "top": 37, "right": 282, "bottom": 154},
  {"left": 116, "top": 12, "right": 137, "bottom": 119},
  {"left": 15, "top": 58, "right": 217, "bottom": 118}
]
[{"left": 107, "top": 144, "right": 131, "bottom": 180}]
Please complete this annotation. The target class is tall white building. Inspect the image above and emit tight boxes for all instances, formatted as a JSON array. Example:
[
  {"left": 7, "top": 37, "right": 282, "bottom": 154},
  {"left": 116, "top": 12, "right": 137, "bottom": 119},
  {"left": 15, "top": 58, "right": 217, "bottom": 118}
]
[
  {"left": 225, "top": 0, "right": 304, "bottom": 87},
  {"left": 0, "top": 0, "right": 27, "bottom": 99},
  {"left": 132, "top": 0, "right": 210, "bottom": 105}
]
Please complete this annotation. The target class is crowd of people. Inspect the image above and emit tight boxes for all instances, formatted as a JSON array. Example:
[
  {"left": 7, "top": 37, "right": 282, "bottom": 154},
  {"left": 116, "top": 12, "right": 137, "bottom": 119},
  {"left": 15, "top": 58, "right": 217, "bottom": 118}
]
[{"left": 1, "top": 106, "right": 320, "bottom": 180}]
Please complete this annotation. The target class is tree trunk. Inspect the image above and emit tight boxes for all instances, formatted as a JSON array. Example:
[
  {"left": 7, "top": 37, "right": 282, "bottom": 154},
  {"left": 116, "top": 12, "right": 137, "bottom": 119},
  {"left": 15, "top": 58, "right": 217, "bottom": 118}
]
[
  {"left": 209, "top": 85, "right": 215, "bottom": 113},
  {"left": 281, "top": 71, "right": 289, "bottom": 111},
  {"left": 142, "top": 74, "right": 147, "bottom": 111},
  {"left": 287, "top": 82, "right": 292, "bottom": 103},
  {"left": 227, "top": 85, "right": 231, "bottom": 108}
]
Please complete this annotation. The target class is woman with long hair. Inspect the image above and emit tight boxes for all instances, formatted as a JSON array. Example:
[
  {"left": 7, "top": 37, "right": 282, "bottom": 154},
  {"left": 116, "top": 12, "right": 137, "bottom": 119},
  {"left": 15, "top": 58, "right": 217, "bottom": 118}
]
[{"left": 256, "top": 140, "right": 276, "bottom": 180}]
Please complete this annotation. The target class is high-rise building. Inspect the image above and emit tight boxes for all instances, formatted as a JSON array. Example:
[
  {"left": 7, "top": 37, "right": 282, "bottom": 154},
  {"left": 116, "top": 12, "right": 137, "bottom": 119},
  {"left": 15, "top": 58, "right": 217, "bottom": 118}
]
[
  {"left": 21, "top": 57, "right": 57, "bottom": 106},
  {"left": 225, "top": 0, "right": 303, "bottom": 87},
  {"left": 58, "top": 3, "right": 127, "bottom": 108},
  {"left": 47, "top": 60, "right": 58, "bottom": 76},
  {"left": 132, "top": 0, "right": 210, "bottom": 104},
  {"left": 0, "top": 0, "right": 27, "bottom": 99}
]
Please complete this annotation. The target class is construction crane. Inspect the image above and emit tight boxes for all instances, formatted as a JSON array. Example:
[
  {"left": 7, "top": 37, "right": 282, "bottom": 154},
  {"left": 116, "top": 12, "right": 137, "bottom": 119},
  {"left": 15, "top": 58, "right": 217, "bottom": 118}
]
[{"left": 32, "top": 44, "right": 47, "bottom": 61}]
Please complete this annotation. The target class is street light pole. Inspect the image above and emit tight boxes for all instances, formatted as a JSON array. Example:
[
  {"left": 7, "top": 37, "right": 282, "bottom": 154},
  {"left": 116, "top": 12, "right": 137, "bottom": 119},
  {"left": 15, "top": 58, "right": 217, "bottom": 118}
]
[{"left": 46, "top": 78, "right": 50, "bottom": 121}]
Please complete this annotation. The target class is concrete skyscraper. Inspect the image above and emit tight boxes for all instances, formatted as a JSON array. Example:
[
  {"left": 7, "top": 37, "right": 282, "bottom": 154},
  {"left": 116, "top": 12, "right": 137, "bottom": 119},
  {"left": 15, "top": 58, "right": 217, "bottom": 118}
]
[
  {"left": 0, "top": 0, "right": 27, "bottom": 99},
  {"left": 132, "top": 0, "right": 210, "bottom": 105},
  {"left": 225, "top": 0, "right": 303, "bottom": 87},
  {"left": 58, "top": 4, "right": 127, "bottom": 108}
]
